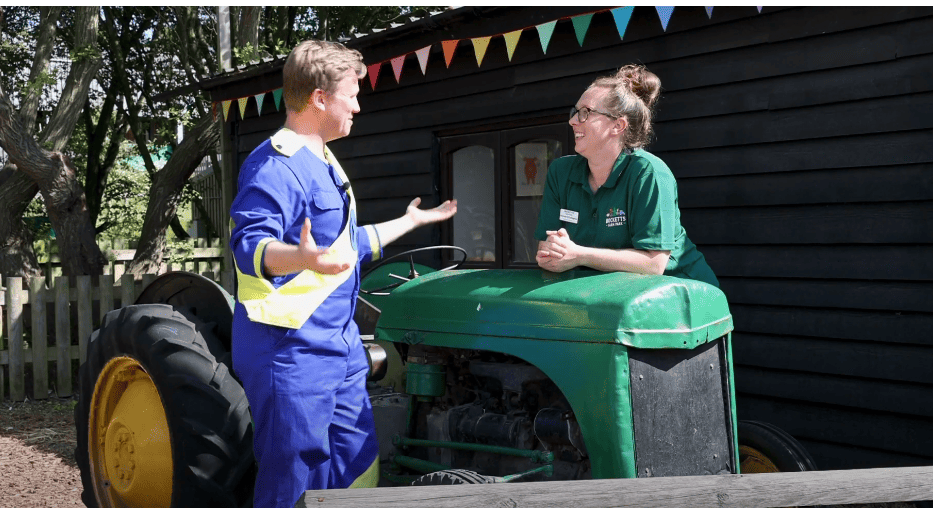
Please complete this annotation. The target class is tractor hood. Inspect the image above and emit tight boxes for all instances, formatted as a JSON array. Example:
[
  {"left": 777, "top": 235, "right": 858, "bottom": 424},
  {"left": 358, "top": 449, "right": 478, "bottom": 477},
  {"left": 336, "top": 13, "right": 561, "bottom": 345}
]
[{"left": 369, "top": 268, "right": 732, "bottom": 349}]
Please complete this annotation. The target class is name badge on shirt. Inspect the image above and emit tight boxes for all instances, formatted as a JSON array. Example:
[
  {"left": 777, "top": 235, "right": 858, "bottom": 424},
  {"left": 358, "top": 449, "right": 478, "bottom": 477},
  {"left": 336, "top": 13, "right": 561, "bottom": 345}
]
[{"left": 559, "top": 208, "right": 579, "bottom": 224}]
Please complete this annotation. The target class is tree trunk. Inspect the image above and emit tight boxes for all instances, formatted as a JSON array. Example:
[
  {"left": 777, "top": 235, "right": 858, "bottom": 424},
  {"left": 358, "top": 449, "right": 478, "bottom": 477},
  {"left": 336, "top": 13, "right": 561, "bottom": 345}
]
[
  {"left": 126, "top": 115, "right": 219, "bottom": 275},
  {"left": 0, "top": 85, "right": 106, "bottom": 277},
  {"left": 0, "top": 7, "right": 105, "bottom": 278},
  {"left": 236, "top": 6, "right": 261, "bottom": 51},
  {"left": 0, "top": 168, "right": 41, "bottom": 278},
  {"left": 19, "top": 6, "right": 61, "bottom": 132}
]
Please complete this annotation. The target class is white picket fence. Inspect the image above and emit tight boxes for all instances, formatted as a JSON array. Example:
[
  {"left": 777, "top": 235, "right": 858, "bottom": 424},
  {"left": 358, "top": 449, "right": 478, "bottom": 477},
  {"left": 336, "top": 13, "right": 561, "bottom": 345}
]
[{"left": 0, "top": 239, "right": 231, "bottom": 401}]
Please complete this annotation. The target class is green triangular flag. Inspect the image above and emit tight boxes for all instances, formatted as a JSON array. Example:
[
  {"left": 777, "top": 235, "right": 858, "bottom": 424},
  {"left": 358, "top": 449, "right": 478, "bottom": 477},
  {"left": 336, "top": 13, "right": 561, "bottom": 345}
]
[
  {"left": 536, "top": 20, "right": 557, "bottom": 54},
  {"left": 571, "top": 13, "right": 594, "bottom": 47},
  {"left": 255, "top": 93, "right": 265, "bottom": 116},
  {"left": 272, "top": 88, "right": 283, "bottom": 111}
]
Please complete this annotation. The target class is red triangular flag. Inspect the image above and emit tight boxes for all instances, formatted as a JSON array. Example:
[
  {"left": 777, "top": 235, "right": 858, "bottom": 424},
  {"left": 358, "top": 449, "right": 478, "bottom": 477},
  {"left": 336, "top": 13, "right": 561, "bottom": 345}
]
[
  {"left": 391, "top": 55, "right": 405, "bottom": 83},
  {"left": 367, "top": 62, "right": 382, "bottom": 90}
]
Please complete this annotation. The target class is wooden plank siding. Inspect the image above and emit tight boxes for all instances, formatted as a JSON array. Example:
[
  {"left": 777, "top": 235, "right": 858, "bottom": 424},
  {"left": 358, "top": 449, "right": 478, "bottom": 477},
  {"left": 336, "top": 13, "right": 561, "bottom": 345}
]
[{"left": 207, "top": 6, "right": 933, "bottom": 470}]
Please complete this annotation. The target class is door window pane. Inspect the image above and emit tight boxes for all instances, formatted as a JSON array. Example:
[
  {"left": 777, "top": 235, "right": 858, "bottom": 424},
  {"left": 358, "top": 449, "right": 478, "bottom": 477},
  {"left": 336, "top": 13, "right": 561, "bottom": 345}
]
[
  {"left": 512, "top": 139, "right": 561, "bottom": 263},
  {"left": 452, "top": 146, "right": 496, "bottom": 262}
]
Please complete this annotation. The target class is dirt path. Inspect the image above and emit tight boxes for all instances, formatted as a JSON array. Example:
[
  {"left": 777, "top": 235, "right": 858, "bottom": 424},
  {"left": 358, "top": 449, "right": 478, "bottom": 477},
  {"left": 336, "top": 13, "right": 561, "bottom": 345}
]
[
  {"left": 1, "top": 398, "right": 82, "bottom": 507},
  {"left": 0, "top": 435, "right": 81, "bottom": 507}
]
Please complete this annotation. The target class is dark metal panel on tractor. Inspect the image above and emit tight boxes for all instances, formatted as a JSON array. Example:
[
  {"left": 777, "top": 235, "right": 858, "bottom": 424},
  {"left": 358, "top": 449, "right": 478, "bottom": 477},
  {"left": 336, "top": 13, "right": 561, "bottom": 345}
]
[{"left": 629, "top": 339, "right": 735, "bottom": 478}]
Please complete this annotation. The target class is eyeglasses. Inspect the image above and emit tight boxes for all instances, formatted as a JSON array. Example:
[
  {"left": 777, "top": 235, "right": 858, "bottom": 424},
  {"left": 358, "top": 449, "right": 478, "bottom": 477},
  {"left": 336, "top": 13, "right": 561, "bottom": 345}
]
[{"left": 569, "top": 105, "right": 617, "bottom": 123}]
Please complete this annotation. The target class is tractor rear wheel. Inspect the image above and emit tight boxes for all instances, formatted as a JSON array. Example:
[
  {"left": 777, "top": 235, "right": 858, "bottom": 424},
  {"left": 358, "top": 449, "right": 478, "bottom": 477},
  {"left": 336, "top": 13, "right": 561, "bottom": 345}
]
[
  {"left": 75, "top": 304, "right": 255, "bottom": 508},
  {"left": 411, "top": 469, "right": 495, "bottom": 486},
  {"left": 738, "top": 420, "right": 818, "bottom": 473}
]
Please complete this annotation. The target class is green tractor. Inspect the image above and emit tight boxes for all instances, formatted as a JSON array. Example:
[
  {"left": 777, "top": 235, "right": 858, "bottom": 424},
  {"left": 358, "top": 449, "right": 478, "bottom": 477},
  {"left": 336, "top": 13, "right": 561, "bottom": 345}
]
[{"left": 75, "top": 248, "right": 816, "bottom": 507}]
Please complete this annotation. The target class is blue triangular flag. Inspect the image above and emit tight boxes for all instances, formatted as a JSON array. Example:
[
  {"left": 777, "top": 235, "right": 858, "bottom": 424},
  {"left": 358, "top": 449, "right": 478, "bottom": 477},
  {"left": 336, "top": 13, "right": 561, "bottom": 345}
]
[
  {"left": 656, "top": 6, "right": 675, "bottom": 32},
  {"left": 611, "top": 7, "right": 635, "bottom": 40},
  {"left": 705, "top": 7, "right": 714, "bottom": 18}
]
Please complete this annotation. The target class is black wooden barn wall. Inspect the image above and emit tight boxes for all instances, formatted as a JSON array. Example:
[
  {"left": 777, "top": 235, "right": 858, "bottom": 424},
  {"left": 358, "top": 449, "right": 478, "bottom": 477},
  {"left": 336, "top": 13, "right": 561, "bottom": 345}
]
[{"left": 212, "top": 6, "right": 933, "bottom": 470}]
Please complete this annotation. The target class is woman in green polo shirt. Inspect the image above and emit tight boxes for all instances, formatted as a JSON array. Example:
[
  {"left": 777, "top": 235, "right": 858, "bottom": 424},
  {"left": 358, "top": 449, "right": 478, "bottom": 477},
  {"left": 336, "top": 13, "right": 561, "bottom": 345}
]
[{"left": 535, "top": 65, "right": 718, "bottom": 287}]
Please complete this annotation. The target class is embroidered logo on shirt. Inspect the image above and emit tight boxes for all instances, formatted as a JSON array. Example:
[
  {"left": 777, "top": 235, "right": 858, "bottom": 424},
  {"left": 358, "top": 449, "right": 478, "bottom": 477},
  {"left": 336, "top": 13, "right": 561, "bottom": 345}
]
[{"left": 606, "top": 208, "right": 627, "bottom": 227}]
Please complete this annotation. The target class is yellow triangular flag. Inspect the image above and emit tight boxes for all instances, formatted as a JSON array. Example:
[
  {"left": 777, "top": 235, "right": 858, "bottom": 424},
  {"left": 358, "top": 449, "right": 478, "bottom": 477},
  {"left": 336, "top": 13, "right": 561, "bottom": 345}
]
[
  {"left": 472, "top": 36, "right": 492, "bottom": 67},
  {"left": 222, "top": 100, "right": 231, "bottom": 121},
  {"left": 237, "top": 97, "right": 248, "bottom": 119},
  {"left": 503, "top": 29, "right": 522, "bottom": 61}
]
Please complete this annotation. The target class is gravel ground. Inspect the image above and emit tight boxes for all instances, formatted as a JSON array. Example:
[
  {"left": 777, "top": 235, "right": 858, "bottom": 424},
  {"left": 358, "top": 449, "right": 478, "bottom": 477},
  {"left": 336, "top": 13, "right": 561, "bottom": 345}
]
[{"left": 0, "top": 397, "right": 924, "bottom": 508}]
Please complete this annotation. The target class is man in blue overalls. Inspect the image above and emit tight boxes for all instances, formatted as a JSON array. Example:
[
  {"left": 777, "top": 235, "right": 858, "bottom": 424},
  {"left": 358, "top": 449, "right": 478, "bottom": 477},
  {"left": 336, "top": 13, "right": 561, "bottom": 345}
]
[{"left": 229, "top": 40, "right": 457, "bottom": 508}]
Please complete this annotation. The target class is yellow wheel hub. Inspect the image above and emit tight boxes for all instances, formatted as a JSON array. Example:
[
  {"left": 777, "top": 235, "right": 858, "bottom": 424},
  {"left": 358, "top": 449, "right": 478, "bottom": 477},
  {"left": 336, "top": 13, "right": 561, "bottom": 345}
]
[
  {"left": 89, "top": 356, "right": 173, "bottom": 507},
  {"left": 739, "top": 444, "right": 781, "bottom": 474}
]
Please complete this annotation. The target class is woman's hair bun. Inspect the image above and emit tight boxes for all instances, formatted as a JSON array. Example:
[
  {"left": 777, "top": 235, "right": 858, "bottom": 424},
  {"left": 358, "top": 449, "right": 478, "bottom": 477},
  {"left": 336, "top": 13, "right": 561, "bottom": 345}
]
[{"left": 616, "top": 64, "right": 661, "bottom": 109}]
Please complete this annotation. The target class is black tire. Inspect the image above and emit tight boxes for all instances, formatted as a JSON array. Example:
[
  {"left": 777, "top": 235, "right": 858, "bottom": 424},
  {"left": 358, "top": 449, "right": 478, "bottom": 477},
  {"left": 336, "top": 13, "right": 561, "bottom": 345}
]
[
  {"left": 738, "top": 420, "right": 818, "bottom": 473},
  {"left": 75, "top": 304, "right": 255, "bottom": 508},
  {"left": 411, "top": 469, "right": 495, "bottom": 486}
]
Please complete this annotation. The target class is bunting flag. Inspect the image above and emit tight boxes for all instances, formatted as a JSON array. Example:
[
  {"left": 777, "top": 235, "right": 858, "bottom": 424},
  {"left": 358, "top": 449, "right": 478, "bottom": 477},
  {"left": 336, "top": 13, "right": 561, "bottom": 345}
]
[
  {"left": 237, "top": 97, "right": 249, "bottom": 120},
  {"left": 415, "top": 45, "right": 431, "bottom": 74},
  {"left": 472, "top": 36, "right": 492, "bottom": 66},
  {"left": 391, "top": 55, "right": 406, "bottom": 82},
  {"left": 210, "top": 6, "right": 783, "bottom": 99},
  {"left": 536, "top": 20, "right": 557, "bottom": 54},
  {"left": 656, "top": 6, "right": 675, "bottom": 31},
  {"left": 442, "top": 40, "right": 459, "bottom": 67},
  {"left": 255, "top": 92, "right": 265, "bottom": 116},
  {"left": 212, "top": 102, "right": 217, "bottom": 122},
  {"left": 571, "top": 13, "right": 594, "bottom": 47},
  {"left": 611, "top": 7, "right": 634, "bottom": 40},
  {"left": 222, "top": 100, "right": 231, "bottom": 122},
  {"left": 367, "top": 62, "right": 381, "bottom": 90},
  {"left": 503, "top": 29, "right": 522, "bottom": 61}
]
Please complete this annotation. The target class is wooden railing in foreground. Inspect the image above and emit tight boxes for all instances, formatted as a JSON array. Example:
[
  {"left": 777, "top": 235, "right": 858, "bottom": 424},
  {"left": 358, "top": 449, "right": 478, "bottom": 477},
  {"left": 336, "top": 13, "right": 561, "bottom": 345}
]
[{"left": 296, "top": 465, "right": 933, "bottom": 508}]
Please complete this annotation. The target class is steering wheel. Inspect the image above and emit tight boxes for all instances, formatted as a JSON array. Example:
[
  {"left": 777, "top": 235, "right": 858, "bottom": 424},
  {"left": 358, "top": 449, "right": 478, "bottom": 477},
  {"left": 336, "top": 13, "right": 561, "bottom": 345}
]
[{"left": 360, "top": 245, "right": 467, "bottom": 295}]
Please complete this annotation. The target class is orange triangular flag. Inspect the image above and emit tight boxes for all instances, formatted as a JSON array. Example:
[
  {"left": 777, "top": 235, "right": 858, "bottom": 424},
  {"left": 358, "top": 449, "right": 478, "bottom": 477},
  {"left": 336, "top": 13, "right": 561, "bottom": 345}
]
[
  {"left": 442, "top": 40, "right": 459, "bottom": 67},
  {"left": 503, "top": 29, "right": 522, "bottom": 61},
  {"left": 212, "top": 102, "right": 217, "bottom": 122},
  {"left": 222, "top": 100, "right": 231, "bottom": 121},
  {"left": 472, "top": 36, "right": 492, "bottom": 67},
  {"left": 391, "top": 55, "right": 406, "bottom": 83}
]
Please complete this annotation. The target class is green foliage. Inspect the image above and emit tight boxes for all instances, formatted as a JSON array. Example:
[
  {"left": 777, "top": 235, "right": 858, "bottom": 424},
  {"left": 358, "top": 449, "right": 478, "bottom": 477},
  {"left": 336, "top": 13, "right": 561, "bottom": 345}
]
[
  {"left": 70, "top": 43, "right": 100, "bottom": 64},
  {"left": 96, "top": 142, "right": 151, "bottom": 240}
]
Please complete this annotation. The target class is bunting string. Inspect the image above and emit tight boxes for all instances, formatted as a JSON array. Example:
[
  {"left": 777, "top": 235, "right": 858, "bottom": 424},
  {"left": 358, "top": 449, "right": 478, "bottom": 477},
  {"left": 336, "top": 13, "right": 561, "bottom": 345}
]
[{"left": 214, "top": 6, "right": 764, "bottom": 120}]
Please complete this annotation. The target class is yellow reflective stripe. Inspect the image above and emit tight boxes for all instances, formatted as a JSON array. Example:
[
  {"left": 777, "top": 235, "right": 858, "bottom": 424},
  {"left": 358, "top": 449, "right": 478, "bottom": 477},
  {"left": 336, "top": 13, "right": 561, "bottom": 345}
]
[
  {"left": 347, "top": 457, "right": 379, "bottom": 489},
  {"left": 253, "top": 237, "right": 275, "bottom": 279},
  {"left": 237, "top": 219, "right": 356, "bottom": 329},
  {"left": 363, "top": 225, "right": 381, "bottom": 261}
]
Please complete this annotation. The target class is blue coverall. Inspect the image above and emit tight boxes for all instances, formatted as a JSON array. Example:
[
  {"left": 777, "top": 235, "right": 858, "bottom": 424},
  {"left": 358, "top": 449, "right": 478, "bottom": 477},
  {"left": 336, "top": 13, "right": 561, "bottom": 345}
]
[{"left": 229, "top": 128, "right": 382, "bottom": 508}]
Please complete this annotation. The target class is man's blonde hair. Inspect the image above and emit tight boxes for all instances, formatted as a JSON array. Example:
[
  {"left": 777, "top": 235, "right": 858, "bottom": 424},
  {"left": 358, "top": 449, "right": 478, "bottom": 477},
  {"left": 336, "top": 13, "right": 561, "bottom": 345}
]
[{"left": 282, "top": 40, "right": 366, "bottom": 113}]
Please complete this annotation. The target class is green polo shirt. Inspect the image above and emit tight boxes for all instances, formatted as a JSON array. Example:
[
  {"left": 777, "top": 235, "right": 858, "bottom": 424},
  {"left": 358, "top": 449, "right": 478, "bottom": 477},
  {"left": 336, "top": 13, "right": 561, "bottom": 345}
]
[{"left": 534, "top": 150, "right": 718, "bottom": 287}]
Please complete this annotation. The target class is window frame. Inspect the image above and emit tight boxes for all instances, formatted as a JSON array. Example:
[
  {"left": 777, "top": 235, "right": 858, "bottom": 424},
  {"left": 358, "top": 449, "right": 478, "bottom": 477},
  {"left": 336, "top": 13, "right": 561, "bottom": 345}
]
[{"left": 440, "top": 122, "right": 573, "bottom": 269}]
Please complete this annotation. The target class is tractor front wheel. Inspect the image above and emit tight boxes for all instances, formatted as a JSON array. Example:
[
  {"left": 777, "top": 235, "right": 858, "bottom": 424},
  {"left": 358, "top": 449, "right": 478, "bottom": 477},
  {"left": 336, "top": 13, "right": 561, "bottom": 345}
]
[
  {"left": 75, "top": 304, "right": 255, "bottom": 508},
  {"left": 411, "top": 469, "right": 495, "bottom": 486}
]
